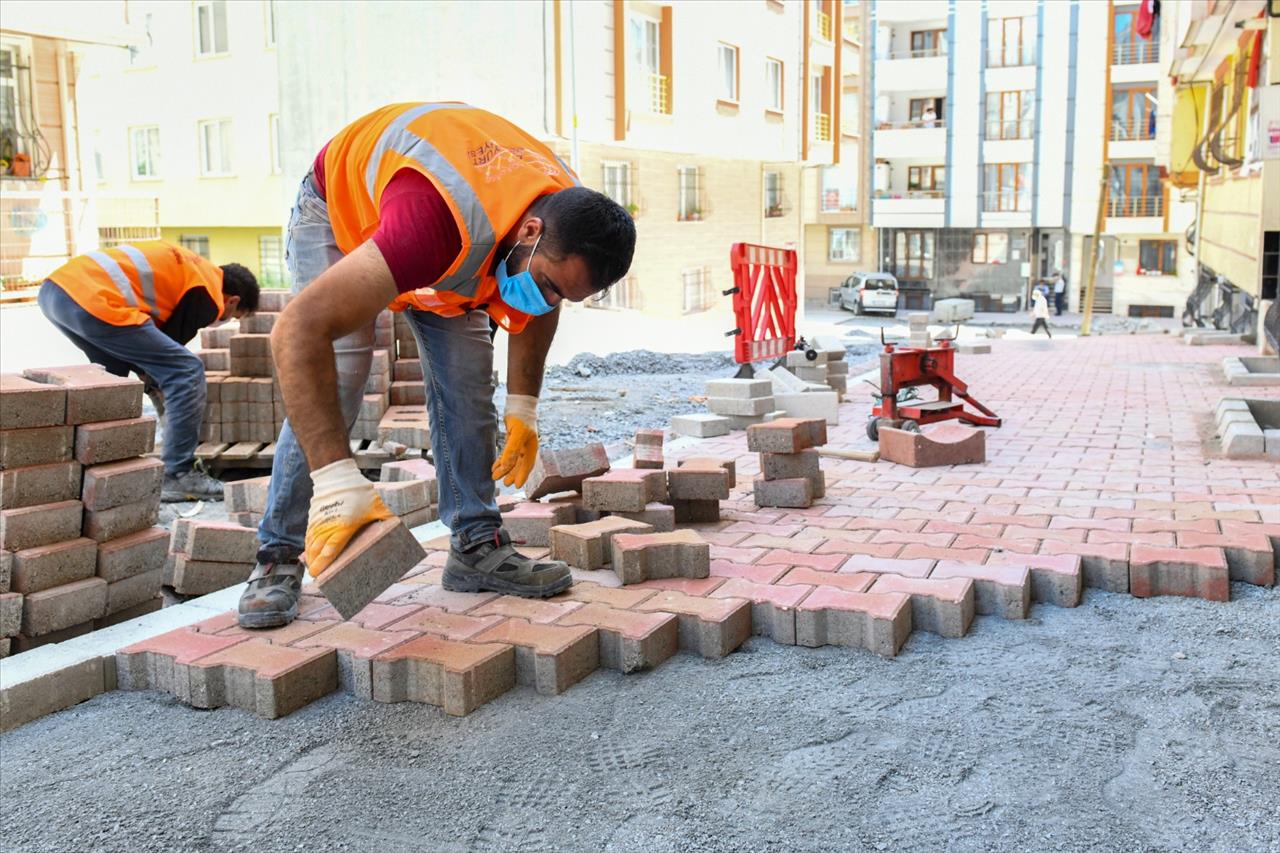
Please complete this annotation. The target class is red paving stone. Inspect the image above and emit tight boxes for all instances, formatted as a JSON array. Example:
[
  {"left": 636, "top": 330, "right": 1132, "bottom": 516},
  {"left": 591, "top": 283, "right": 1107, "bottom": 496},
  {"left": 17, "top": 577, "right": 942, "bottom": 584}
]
[{"left": 103, "top": 335, "right": 1277, "bottom": 721}]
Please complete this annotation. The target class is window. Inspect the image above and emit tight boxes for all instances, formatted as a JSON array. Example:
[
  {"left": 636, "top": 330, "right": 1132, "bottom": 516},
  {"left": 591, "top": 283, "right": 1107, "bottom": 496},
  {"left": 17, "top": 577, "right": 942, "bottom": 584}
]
[
  {"left": 982, "top": 163, "right": 1030, "bottom": 212},
  {"left": 195, "top": 0, "right": 230, "bottom": 56},
  {"left": 894, "top": 230, "right": 934, "bottom": 279},
  {"left": 180, "top": 235, "right": 211, "bottom": 258},
  {"left": 909, "top": 97, "right": 944, "bottom": 126},
  {"left": 764, "top": 171, "right": 783, "bottom": 217},
  {"left": 821, "top": 164, "right": 857, "bottom": 212},
  {"left": 681, "top": 267, "right": 713, "bottom": 314},
  {"left": 677, "top": 166, "right": 703, "bottom": 221},
  {"left": 909, "top": 30, "right": 946, "bottom": 58},
  {"left": 766, "top": 58, "right": 784, "bottom": 112},
  {"left": 130, "top": 126, "right": 161, "bottom": 179},
  {"left": 718, "top": 43, "right": 739, "bottom": 103},
  {"left": 269, "top": 114, "right": 281, "bottom": 174},
  {"left": 1111, "top": 86, "right": 1156, "bottom": 141},
  {"left": 588, "top": 276, "right": 641, "bottom": 311},
  {"left": 602, "top": 161, "right": 633, "bottom": 210},
  {"left": 971, "top": 232, "right": 1010, "bottom": 264},
  {"left": 985, "top": 90, "right": 1033, "bottom": 140},
  {"left": 265, "top": 0, "right": 277, "bottom": 48},
  {"left": 258, "top": 235, "right": 285, "bottom": 286},
  {"left": 198, "top": 119, "right": 233, "bottom": 176},
  {"left": 1113, "top": 7, "right": 1158, "bottom": 65},
  {"left": 1108, "top": 163, "right": 1162, "bottom": 217},
  {"left": 629, "top": 15, "right": 668, "bottom": 114},
  {"left": 1138, "top": 240, "right": 1176, "bottom": 275},
  {"left": 829, "top": 228, "right": 860, "bottom": 262},
  {"left": 907, "top": 165, "right": 945, "bottom": 194},
  {"left": 1, "top": 38, "right": 36, "bottom": 165},
  {"left": 987, "top": 16, "right": 1035, "bottom": 67},
  {"left": 129, "top": 13, "right": 155, "bottom": 67},
  {"left": 812, "top": 72, "right": 830, "bottom": 140}
]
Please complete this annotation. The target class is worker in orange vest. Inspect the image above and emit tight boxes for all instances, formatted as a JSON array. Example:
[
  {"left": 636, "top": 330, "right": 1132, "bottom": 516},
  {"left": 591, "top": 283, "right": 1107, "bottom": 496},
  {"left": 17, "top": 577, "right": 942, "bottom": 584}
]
[
  {"left": 38, "top": 240, "right": 260, "bottom": 501},
  {"left": 238, "top": 103, "right": 635, "bottom": 629}
]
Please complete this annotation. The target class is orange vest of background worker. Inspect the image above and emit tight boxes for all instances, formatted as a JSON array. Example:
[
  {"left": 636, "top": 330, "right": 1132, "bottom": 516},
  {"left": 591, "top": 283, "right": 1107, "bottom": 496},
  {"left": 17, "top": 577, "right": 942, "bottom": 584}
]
[
  {"left": 38, "top": 240, "right": 259, "bottom": 502},
  {"left": 237, "top": 102, "right": 636, "bottom": 630}
]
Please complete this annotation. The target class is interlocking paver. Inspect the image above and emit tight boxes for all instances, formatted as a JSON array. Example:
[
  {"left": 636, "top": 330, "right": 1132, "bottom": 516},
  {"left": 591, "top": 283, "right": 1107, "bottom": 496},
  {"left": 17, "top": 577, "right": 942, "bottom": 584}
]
[
  {"left": 370, "top": 635, "right": 515, "bottom": 715},
  {"left": 555, "top": 603, "right": 679, "bottom": 672},
  {"left": 930, "top": 562, "right": 1031, "bottom": 619},
  {"left": 472, "top": 618, "right": 600, "bottom": 695},
  {"left": 795, "top": 587, "right": 911, "bottom": 657}
]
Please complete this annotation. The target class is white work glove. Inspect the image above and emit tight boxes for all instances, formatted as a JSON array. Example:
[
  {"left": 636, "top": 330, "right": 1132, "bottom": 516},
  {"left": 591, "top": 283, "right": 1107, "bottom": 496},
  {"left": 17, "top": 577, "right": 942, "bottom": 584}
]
[
  {"left": 304, "top": 458, "right": 393, "bottom": 577},
  {"left": 492, "top": 394, "right": 539, "bottom": 488}
]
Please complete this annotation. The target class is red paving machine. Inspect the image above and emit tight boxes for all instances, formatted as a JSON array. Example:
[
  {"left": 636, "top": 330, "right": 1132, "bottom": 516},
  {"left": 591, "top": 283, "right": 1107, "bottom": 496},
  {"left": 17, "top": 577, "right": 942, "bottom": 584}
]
[{"left": 865, "top": 330, "right": 1002, "bottom": 441}]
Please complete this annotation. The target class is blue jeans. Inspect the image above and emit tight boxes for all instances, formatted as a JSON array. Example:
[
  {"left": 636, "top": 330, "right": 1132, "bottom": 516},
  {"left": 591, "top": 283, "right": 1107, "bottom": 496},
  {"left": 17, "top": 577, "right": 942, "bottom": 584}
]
[
  {"left": 37, "top": 281, "right": 205, "bottom": 476},
  {"left": 256, "top": 176, "right": 502, "bottom": 563}
]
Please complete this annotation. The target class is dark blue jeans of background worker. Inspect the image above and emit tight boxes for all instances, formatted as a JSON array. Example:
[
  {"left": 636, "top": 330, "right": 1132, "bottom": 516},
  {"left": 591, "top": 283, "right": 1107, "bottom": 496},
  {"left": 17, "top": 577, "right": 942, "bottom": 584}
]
[{"left": 36, "top": 281, "right": 206, "bottom": 476}]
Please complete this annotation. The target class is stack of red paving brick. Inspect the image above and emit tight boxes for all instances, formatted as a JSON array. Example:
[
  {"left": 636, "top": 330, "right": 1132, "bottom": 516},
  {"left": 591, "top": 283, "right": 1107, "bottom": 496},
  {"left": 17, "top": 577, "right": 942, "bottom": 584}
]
[
  {"left": 0, "top": 365, "right": 168, "bottom": 657},
  {"left": 749, "top": 417, "right": 827, "bottom": 508}
]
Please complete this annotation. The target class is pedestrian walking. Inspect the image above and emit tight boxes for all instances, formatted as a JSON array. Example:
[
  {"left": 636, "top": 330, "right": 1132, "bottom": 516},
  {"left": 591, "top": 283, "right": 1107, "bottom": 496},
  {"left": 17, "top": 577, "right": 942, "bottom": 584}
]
[
  {"left": 1031, "top": 288, "right": 1052, "bottom": 337},
  {"left": 1052, "top": 270, "right": 1067, "bottom": 316}
]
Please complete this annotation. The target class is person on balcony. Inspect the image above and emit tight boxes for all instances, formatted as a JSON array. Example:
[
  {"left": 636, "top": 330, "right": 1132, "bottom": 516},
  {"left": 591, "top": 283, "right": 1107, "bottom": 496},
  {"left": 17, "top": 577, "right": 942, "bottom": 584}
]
[{"left": 921, "top": 105, "right": 938, "bottom": 128}]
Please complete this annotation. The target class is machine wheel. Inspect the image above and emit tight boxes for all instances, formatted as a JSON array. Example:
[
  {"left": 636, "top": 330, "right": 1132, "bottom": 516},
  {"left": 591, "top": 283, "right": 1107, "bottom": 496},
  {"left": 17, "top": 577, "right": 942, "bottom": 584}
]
[
  {"left": 901, "top": 419, "right": 920, "bottom": 433},
  {"left": 804, "top": 348, "right": 819, "bottom": 361},
  {"left": 866, "top": 417, "right": 892, "bottom": 442}
]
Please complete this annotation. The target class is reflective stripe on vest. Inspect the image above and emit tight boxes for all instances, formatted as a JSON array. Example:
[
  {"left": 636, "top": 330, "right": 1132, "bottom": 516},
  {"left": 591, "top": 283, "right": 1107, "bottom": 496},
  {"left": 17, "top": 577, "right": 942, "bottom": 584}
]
[
  {"left": 363, "top": 103, "right": 496, "bottom": 297},
  {"left": 87, "top": 251, "right": 140, "bottom": 309},
  {"left": 116, "top": 244, "right": 161, "bottom": 320}
]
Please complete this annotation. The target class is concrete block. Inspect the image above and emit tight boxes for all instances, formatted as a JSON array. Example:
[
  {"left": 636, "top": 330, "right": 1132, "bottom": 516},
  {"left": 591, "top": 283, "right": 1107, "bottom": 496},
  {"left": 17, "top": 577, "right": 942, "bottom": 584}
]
[
  {"left": 707, "top": 577, "right": 811, "bottom": 645},
  {"left": 21, "top": 577, "right": 108, "bottom": 636},
  {"left": 747, "top": 418, "right": 828, "bottom": 453},
  {"left": 225, "top": 475, "right": 271, "bottom": 514},
  {"left": 22, "top": 365, "right": 143, "bottom": 424},
  {"left": 72, "top": 417, "right": 156, "bottom": 465},
  {"left": 378, "top": 405, "right": 430, "bottom": 448},
  {"left": 392, "top": 359, "right": 423, "bottom": 382},
  {"left": 1265, "top": 429, "right": 1280, "bottom": 458},
  {"left": 879, "top": 424, "right": 986, "bottom": 467},
  {"left": 724, "top": 413, "right": 767, "bottom": 430},
  {"left": 1129, "top": 546, "right": 1229, "bottom": 602},
  {"left": 168, "top": 555, "right": 254, "bottom": 595},
  {"left": 773, "top": 391, "right": 839, "bottom": 425},
  {"left": 313, "top": 518, "right": 425, "bottom": 620},
  {"left": 0, "top": 549, "right": 10, "bottom": 593},
  {"left": 240, "top": 313, "right": 277, "bottom": 335},
  {"left": 670, "top": 412, "right": 732, "bottom": 437},
  {"left": 670, "top": 499, "right": 721, "bottom": 523},
  {"left": 472, "top": 619, "right": 599, "bottom": 696},
  {"left": 257, "top": 291, "right": 291, "bottom": 312},
  {"left": 369, "top": 633, "right": 513, "bottom": 715},
  {"left": 958, "top": 343, "right": 992, "bottom": 355},
  {"left": 0, "top": 460, "right": 81, "bottom": 508},
  {"left": 83, "top": 497, "right": 159, "bottom": 542},
  {"left": 609, "top": 530, "right": 710, "bottom": 585},
  {"left": 1, "top": 592, "right": 20, "bottom": 636},
  {"left": 907, "top": 312, "right": 930, "bottom": 329},
  {"left": 677, "top": 456, "right": 737, "bottom": 484},
  {"left": 93, "top": 595, "right": 161, "bottom": 629},
  {"left": 525, "top": 443, "right": 611, "bottom": 500},
  {"left": 170, "top": 638, "right": 337, "bottom": 719},
  {"left": 555, "top": 603, "right": 678, "bottom": 673},
  {"left": 0, "top": 373, "right": 67, "bottom": 429},
  {"left": 0, "top": 645, "right": 111, "bottom": 732},
  {"left": 502, "top": 501, "right": 577, "bottom": 547},
  {"left": 632, "top": 429, "right": 664, "bottom": 469},
  {"left": 610, "top": 502, "right": 676, "bottom": 532},
  {"left": 706, "top": 396, "right": 774, "bottom": 416},
  {"left": 81, "top": 457, "right": 164, "bottom": 511},
  {"left": 704, "top": 378, "right": 772, "bottom": 399},
  {"left": 0, "top": 500, "right": 83, "bottom": 552},
  {"left": 105, "top": 568, "right": 164, "bottom": 615},
  {"left": 0, "top": 425, "right": 73, "bottom": 469},
  {"left": 666, "top": 466, "right": 731, "bottom": 501},
  {"left": 200, "top": 324, "right": 237, "bottom": 348},
  {"left": 389, "top": 381, "right": 425, "bottom": 406},
  {"left": 634, "top": 590, "right": 751, "bottom": 658},
  {"left": 199, "top": 349, "right": 230, "bottom": 372},
  {"left": 752, "top": 476, "right": 814, "bottom": 509},
  {"left": 930, "top": 562, "right": 1031, "bottom": 619},
  {"left": 373, "top": 479, "right": 431, "bottom": 516},
  {"left": 400, "top": 505, "right": 439, "bottom": 528},
  {"left": 548, "top": 516, "right": 654, "bottom": 570},
  {"left": 795, "top": 587, "right": 912, "bottom": 657},
  {"left": 1221, "top": 421, "right": 1265, "bottom": 457},
  {"left": 10, "top": 537, "right": 97, "bottom": 594},
  {"left": 766, "top": 366, "right": 809, "bottom": 396},
  {"left": 582, "top": 468, "right": 668, "bottom": 512},
  {"left": 97, "top": 526, "right": 169, "bottom": 583},
  {"left": 785, "top": 350, "right": 821, "bottom": 368},
  {"left": 933, "top": 298, "right": 975, "bottom": 322},
  {"left": 868, "top": 574, "right": 974, "bottom": 638},
  {"left": 792, "top": 364, "right": 828, "bottom": 384},
  {"left": 760, "top": 448, "right": 821, "bottom": 482},
  {"left": 171, "top": 519, "right": 259, "bottom": 563}
]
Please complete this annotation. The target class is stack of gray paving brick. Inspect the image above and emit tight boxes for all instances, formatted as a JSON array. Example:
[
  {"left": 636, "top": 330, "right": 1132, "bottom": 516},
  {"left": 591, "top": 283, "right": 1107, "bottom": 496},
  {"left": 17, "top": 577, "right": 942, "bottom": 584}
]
[
  {"left": 225, "top": 474, "right": 271, "bottom": 528},
  {"left": 391, "top": 312, "right": 425, "bottom": 406},
  {"left": 908, "top": 313, "right": 933, "bottom": 348},
  {"left": 378, "top": 458, "right": 441, "bottom": 527},
  {"left": 703, "top": 377, "right": 775, "bottom": 431},
  {"left": 749, "top": 418, "right": 828, "bottom": 509},
  {"left": 166, "top": 518, "right": 258, "bottom": 596},
  {"left": 1, "top": 365, "right": 167, "bottom": 657},
  {"left": 769, "top": 354, "right": 840, "bottom": 425}
]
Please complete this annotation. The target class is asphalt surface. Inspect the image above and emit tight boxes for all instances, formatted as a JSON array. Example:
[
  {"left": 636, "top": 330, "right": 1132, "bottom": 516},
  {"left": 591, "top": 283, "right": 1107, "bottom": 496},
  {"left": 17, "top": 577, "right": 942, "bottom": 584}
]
[{"left": 3, "top": 582, "right": 1277, "bottom": 852}]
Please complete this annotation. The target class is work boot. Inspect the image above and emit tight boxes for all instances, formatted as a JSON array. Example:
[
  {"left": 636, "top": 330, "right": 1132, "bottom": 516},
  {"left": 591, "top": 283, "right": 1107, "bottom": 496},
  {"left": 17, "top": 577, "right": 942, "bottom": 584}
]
[
  {"left": 442, "top": 530, "right": 572, "bottom": 598},
  {"left": 161, "top": 467, "right": 224, "bottom": 502},
  {"left": 237, "top": 561, "right": 305, "bottom": 628}
]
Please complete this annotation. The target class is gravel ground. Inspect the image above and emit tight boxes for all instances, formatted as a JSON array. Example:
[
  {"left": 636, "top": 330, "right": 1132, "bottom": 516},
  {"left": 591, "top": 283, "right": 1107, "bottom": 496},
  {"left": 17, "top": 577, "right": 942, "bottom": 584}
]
[{"left": 3, "top": 582, "right": 1277, "bottom": 852}]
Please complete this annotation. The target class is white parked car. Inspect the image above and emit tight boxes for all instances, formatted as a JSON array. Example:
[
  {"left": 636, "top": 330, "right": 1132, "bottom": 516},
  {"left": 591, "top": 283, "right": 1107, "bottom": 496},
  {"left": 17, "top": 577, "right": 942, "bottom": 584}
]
[{"left": 839, "top": 273, "right": 900, "bottom": 316}]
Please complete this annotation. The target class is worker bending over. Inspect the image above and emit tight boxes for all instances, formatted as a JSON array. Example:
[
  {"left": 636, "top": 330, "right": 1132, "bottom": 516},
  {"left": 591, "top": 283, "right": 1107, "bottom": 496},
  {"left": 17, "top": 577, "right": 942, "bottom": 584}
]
[
  {"left": 38, "top": 240, "right": 259, "bottom": 501},
  {"left": 237, "top": 102, "right": 635, "bottom": 628}
]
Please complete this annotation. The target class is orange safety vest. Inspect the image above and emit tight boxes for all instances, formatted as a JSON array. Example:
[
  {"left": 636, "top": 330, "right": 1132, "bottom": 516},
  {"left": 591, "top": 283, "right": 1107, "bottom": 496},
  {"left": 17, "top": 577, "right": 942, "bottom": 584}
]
[
  {"left": 322, "top": 102, "right": 581, "bottom": 334},
  {"left": 48, "top": 241, "right": 225, "bottom": 328}
]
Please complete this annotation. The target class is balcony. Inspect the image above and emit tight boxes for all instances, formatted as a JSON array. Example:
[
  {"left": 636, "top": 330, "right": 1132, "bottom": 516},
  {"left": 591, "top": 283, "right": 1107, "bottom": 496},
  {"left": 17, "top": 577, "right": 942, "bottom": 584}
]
[
  {"left": 817, "top": 10, "right": 833, "bottom": 41},
  {"left": 873, "top": 121, "right": 946, "bottom": 159},
  {"left": 1113, "top": 41, "right": 1159, "bottom": 66},
  {"left": 1109, "top": 116, "right": 1155, "bottom": 142},
  {"left": 1108, "top": 194, "right": 1163, "bottom": 218},
  {"left": 872, "top": 193, "right": 945, "bottom": 227},
  {"left": 648, "top": 73, "right": 670, "bottom": 115},
  {"left": 875, "top": 52, "right": 947, "bottom": 92},
  {"left": 815, "top": 112, "right": 832, "bottom": 142}
]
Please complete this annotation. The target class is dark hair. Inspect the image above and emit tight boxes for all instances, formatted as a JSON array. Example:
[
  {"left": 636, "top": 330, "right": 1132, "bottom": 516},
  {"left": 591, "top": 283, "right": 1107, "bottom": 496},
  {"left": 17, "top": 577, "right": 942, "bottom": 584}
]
[
  {"left": 530, "top": 187, "right": 636, "bottom": 292},
  {"left": 219, "top": 263, "right": 260, "bottom": 313}
]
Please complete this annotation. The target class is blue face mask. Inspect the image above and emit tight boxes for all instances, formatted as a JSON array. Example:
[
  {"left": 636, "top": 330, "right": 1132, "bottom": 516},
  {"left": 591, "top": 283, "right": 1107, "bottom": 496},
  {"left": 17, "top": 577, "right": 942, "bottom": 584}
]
[{"left": 496, "top": 234, "right": 554, "bottom": 316}]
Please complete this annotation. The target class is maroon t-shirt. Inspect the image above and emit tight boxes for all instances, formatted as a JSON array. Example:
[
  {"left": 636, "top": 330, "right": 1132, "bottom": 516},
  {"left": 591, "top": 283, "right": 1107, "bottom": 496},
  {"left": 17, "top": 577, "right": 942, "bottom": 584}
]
[{"left": 312, "top": 143, "right": 463, "bottom": 294}]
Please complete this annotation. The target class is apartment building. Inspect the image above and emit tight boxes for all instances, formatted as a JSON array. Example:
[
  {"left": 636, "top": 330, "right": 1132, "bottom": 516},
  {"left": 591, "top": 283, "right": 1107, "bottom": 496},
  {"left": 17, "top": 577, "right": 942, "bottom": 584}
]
[
  {"left": 276, "top": 0, "right": 865, "bottom": 318},
  {"left": 1163, "top": 0, "right": 1277, "bottom": 344},
  {"left": 79, "top": 0, "right": 286, "bottom": 284},
  {"left": 870, "top": 0, "right": 1196, "bottom": 318}
]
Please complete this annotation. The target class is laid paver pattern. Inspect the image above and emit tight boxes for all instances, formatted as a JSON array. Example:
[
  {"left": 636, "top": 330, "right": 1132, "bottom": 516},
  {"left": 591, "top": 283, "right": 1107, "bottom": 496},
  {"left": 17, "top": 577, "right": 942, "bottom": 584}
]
[{"left": 114, "top": 335, "right": 1280, "bottom": 719}]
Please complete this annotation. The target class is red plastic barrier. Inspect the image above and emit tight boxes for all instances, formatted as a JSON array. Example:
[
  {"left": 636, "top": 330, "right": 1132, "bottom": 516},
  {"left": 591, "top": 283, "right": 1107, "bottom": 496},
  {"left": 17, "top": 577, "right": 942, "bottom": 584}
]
[{"left": 728, "top": 242, "right": 798, "bottom": 364}]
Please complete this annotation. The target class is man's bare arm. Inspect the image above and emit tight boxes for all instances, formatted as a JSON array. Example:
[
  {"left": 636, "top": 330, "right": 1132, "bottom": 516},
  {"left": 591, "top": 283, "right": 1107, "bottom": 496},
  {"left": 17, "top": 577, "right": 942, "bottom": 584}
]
[
  {"left": 506, "top": 305, "right": 561, "bottom": 397},
  {"left": 271, "top": 241, "right": 399, "bottom": 470}
]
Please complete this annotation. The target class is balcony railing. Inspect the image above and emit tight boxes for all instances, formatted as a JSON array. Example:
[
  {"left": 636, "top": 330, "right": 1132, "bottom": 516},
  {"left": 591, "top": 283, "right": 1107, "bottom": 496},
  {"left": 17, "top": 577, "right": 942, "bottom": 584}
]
[
  {"left": 985, "top": 119, "right": 1034, "bottom": 141},
  {"left": 1109, "top": 116, "right": 1156, "bottom": 141},
  {"left": 817, "top": 10, "right": 833, "bottom": 41},
  {"left": 875, "top": 189, "right": 945, "bottom": 200},
  {"left": 843, "top": 19, "right": 862, "bottom": 42},
  {"left": 981, "top": 191, "right": 1030, "bottom": 213},
  {"left": 876, "top": 118, "right": 946, "bottom": 130},
  {"left": 889, "top": 46, "right": 947, "bottom": 59},
  {"left": 815, "top": 112, "right": 832, "bottom": 141},
  {"left": 648, "top": 73, "right": 670, "bottom": 114},
  {"left": 1108, "top": 194, "right": 1163, "bottom": 217},
  {"left": 1113, "top": 41, "right": 1159, "bottom": 65}
]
